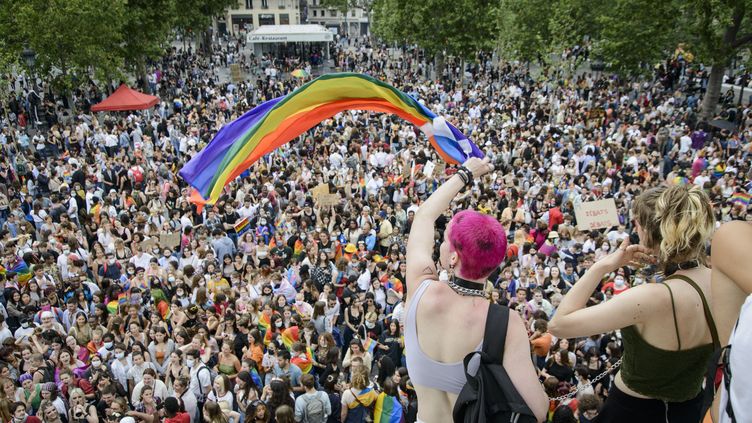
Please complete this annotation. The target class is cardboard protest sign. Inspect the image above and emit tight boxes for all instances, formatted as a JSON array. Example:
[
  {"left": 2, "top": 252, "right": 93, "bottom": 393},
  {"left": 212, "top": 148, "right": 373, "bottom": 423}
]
[
  {"left": 318, "top": 193, "right": 340, "bottom": 207},
  {"left": 159, "top": 233, "right": 181, "bottom": 249},
  {"left": 574, "top": 198, "right": 620, "bottom": 231},
  {"left": 310, "top": 183, "right": 329, "bottom": 199}
]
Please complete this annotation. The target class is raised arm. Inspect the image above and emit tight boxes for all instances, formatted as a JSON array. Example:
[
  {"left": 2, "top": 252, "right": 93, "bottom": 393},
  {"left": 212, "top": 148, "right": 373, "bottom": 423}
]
[
  {"left": 406, "top": 157, "right": 493, "bottom": 295},
  {"left": 550, "top": 239, "right": 661, "bottom": 338}
]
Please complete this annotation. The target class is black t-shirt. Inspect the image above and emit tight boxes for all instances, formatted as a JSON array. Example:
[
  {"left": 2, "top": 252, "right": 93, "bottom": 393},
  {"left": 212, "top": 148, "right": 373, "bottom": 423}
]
[{"left": 223, "top": 211, "right": 241, "bottom": 234}]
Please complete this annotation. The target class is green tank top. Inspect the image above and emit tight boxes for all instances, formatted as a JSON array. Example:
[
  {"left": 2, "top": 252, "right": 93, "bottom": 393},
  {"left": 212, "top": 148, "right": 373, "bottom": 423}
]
[
  {"left": 619, "top": 275, "right": 719, "bottom": 402},
  {"left": 218, "top": 362, "right": 236, "bottom": 376}
]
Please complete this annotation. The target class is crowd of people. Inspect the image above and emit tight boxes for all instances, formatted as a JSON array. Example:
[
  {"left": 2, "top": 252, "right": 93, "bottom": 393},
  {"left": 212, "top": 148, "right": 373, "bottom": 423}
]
[{"left": 0, "top": 31, "right": 750, "bottom": 423}]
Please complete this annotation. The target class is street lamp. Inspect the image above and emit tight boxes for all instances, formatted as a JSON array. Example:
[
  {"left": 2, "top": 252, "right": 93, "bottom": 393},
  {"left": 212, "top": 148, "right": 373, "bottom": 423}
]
[
  {"left": 21, "top": 47, "right": 40, "bottom": 127},
  {"left": 22, "top": 47, "right": 36, "bottom": 69}
]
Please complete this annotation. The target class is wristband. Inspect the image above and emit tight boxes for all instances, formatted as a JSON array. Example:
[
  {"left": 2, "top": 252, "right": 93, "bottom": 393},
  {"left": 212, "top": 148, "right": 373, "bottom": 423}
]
[{"left": 458, "top": 166, "right": 474, "bottom": 187}]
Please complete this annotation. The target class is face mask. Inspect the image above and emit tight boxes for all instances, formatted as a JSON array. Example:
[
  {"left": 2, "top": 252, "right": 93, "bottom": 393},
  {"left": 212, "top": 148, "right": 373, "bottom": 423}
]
[
  {"left": 109, "top": 259, "right": 116, "bottom": 264},
  {"left": 259, "top": 219, "right": 267, "bottom": 225},
  {"left": 104, "top": 341, "right": 114, "bottom": 349},
  {"left": 176, "top": 291, "right": 184, "bottom": 297},
  {"left": 128, "top": 270, "right": 135, "bottom": 275},
  {"left": 116, "top": 352, "right": 125, "bottom": 359},
  {"left": 614, "top": 277, "right": 625, "bottom": 287},
  {"left": 153, "top": 249, "right": 160, "bottom": 255},
  {"left": 21, "top": 322, "right": 30, "bottom": 329},
  {"left": 634, "top": 277, "right": 643, "bottom": 285},
  {"left": 602, "top": 245, "right": 609, "bottom": 251},
  {"left": 186, "top": 358, "right": 195, "bottom": 368},
  {"left": 13, "top": 413, "right": 27, "bottom": 423},
  {"left": 91, "top": 360, "right": 101, "bottom": 367},
  {"left": 365, "top": 321, "right": 375, "bottom": 329},
  {"left": 275, "top": 320, "right": 283, "bottom": 328},
  {"left": 168, "top": 276, "right": 175, "bottom": 283}
]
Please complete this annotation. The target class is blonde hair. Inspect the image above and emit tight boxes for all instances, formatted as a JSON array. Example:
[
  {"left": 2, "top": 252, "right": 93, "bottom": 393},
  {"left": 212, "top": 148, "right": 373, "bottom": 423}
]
[
  {"left": 350, "top": 367, "right": 370, "bottom": 390},
  {"left": 634, "top": 185, "right": 713, "bottom": 271}
]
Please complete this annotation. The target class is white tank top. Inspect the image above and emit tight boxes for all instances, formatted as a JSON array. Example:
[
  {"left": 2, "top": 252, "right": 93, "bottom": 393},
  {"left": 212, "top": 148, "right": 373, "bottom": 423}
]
[{"left": 720, "top": 294, "right": 752, "bottom": 423}]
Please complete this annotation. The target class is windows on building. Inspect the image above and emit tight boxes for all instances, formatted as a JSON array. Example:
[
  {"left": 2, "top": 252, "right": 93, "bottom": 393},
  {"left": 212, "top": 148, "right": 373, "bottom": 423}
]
[
  {"left": 245, "top": 0, "right": 253, "bottom": 8},
  {"left": 280, "top": 13, "right": 289, "bottom": 24}
]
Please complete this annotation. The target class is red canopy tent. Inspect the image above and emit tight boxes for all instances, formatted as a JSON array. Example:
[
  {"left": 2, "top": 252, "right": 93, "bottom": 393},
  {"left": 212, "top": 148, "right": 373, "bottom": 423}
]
[{"left": 91, "top": 84, "right": 159, "bottom": 112}]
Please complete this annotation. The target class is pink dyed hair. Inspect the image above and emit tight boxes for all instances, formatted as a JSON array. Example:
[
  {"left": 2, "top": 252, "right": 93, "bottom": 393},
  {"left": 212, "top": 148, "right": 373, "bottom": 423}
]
[{"left": 448, "top": 210, "right": 507, "bottom": 280}]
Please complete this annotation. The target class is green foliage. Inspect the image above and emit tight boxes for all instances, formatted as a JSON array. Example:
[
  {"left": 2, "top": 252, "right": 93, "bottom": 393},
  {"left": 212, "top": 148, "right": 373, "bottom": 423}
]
[
  {"left": 320, "top": 0, "right": 360, "bottom": 13},
  {"left": 595, "top": 0, "right": 680, "bottom": 73},
  {"left": 175, "top": 0, "right": 239, "bottom": 37},
  {"left": 372, "top": 0, "right": 496, "bottom": 59},
  {"left": 7, "top": 0, "right": 126, "bottom": 93},
  {"left": 497, "top": 0, "right": 553, "bottom": 62}
]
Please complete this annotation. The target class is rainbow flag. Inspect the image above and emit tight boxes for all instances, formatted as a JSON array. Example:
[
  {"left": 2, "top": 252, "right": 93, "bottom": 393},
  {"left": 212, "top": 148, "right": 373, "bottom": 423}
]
[
  {"left": 106, "top": 300, "right": 119, "bottom": 314},
  {"left": 9, "top": 259, "right": 31, "bottom": 284},
  {"left": 293, "top": 239, "right": 304, "bottom": 257},
  {"left": 346, "top": 387, "right": 378, "bottom": 411},
  {"left": 374, "top": 393, "right": 405, "bottom": 423},
  {"left": 258, "top": 310, "right": 272, "bottom": 333},
  {"left": 179, "top": 73, "right": 483, "bottom": 205},
  {"left": 281, "top": 326, "right": 300, "bottom": 350},
  {"left": 291, "top": 346, "right": 314, "bottom": 374},
  {"left": 731, "top": 191, "right": 751, "bottom": 206},
  {"left": 234, "top": 217, "right": 251, "bottom": 235},
  {"left": 362, "top": 337, "right": 378, "bottom": 355}
]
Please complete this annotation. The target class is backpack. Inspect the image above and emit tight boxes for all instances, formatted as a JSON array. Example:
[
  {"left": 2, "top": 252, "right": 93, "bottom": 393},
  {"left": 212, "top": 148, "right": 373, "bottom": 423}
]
[
  {"left": 452, "top": 304, "right": 537, "bottom": 423},
  {"left": 302, "top": 392, "right": 328, "bottom": 423}
]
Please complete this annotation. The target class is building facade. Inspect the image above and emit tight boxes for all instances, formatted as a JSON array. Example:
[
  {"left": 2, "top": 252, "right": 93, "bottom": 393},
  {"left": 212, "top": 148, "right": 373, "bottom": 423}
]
[
  {"left": 220, "top": 0, "right": 302, "bottom": 36},
  {"left": 305, "top": 0, "right": 370, "bottom": 37}
]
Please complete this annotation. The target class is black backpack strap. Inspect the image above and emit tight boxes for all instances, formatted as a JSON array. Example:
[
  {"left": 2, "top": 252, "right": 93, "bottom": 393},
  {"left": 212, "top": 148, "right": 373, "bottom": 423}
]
[{"left": 482, "top": 304, "right": 509, "bottom": 363}]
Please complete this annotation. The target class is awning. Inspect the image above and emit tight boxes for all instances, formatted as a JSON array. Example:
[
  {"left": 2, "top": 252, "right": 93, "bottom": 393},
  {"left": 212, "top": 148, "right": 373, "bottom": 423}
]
[
  {"left": 91, "top": 84, "right": 159, "bottom": 112},
  {"left": 247, "top": 24, "right": 334, "bottom": 43}
]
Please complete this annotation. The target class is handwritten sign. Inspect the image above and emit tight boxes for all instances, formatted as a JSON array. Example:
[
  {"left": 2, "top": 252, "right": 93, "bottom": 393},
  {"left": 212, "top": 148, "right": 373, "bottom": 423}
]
[
  {"left": 318, "top": 193, "right": 340, "bottom": 207},
  {"left": 574, "top": 199, "right": 620, "bottom": 231},
  {"left": 159, "top": 232, "right": 181, "bottom": 249},
  {"left": 423, "top": 161, "right": 435, "bottom": 178},
  {"left": 310, "top": 183, "right": 329, "bottom": 200}
]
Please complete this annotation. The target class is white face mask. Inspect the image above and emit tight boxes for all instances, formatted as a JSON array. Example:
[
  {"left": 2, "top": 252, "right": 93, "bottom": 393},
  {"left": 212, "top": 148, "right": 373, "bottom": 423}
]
[
  {"left": 91, "top": 360, "right": 101, "bottom": 367},
  {"left": 186, "top": 358, "right": 195, "bottom": 368},
  {"left": 104, "top": 342, "right": 114, "bottom": 349},
  {"left": 602, "top": 245, "right": 610, "bottom": 251},
  {"left": 365, "top": 321, "right": 375, "bottom": 329},
  {"left": 614, "top": 277, "right": 626, "bottom": 287},
  {"left": 275, "top": 321, "right": 283, "bottom": 328},
  {"left": 115, "top": 352, "right": 125, "bottom": 359}
]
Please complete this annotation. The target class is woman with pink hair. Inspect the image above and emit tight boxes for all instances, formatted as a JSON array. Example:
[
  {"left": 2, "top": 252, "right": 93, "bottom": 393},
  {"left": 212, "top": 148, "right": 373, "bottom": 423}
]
[{"left": 404, "top": 157, "right": 547, "bottom": 423}]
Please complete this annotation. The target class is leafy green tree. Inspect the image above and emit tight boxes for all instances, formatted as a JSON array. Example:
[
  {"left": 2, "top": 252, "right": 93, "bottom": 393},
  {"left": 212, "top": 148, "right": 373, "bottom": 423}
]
[
  {"left": 6, "top": 0, "right": 126, "bottom": 97},
  {"left": 120, "top": 0, "right": 176, "bottom": 89},
  {"left": 175, "top": 0, "right": 239, "bottom": 53}
]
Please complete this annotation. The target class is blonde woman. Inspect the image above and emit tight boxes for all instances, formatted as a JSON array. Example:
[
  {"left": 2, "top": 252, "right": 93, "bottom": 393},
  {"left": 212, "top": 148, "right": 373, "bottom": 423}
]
[{"left": 550, "top": 185, "right": 718, "bottom": 422}]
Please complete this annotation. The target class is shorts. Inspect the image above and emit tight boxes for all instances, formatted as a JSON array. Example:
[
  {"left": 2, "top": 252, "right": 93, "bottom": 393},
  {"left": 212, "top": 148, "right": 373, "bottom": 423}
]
[{"left": 596, "top": 383, "right": 704, "bottom": 423}]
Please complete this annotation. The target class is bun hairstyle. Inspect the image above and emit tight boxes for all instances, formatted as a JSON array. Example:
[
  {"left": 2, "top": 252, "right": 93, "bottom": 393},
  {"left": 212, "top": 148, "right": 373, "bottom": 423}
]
[{"left": 633, "top": 185, "right": 714, "bottom": 271}]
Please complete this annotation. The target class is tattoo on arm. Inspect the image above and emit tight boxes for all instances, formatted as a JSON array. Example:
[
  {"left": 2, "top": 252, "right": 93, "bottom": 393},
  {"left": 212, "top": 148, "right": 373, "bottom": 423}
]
[{"left": 423, "top": 265, "right": 436, "bottom": 275}]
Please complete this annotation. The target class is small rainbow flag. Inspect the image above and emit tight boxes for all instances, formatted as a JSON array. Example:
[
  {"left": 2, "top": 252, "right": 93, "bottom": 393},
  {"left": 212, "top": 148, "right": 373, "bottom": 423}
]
[
  {"left": 361, "top": 337, "right": 378, "bottom": 355},
  {"left": 234, "top": 217, "right": 251, "bottom": 235},
  {"left": 258, "top": 310, "right": 272, "bottom": 333},
  {"left": 731, "top": 192, "right": 751, "bottom": 206},
  {"left": 9, "top": 259, "right": 31, "bottom": 284},
  {"left": 374, "top": 393, "right": 405, "bottom": 423},
  {"left": 291, "top": 346, "right": 314, "bottom": 374},
  {"left": 107, "top": 300, "right": 119, "bottom": 314},
  {"left": 281, "top": 326, "right": 300, "bottom": 350}
]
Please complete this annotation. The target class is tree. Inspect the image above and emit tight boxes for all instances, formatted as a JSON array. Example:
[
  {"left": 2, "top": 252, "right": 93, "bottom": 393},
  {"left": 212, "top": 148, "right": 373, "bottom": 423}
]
[
  {"left": 497, "top": 0, "right": 553, "bottom": 63},
  {"left": 5, "top": 0, "right": 126, "bottom": 104},
  {"left": 372, "top": 0, "right": 497, "bottom": 77},
  {"left": 175, "top": 0, "right": 239, "bottom": 53},
  {"left": 120, "top": 0, "right": 176, "bottom": 90}
]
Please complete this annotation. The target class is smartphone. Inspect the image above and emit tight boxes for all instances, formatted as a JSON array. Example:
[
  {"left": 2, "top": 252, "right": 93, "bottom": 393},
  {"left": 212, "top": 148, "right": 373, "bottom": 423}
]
[{"left": 629, "top": 232, "right": 640, "bottom": 245}]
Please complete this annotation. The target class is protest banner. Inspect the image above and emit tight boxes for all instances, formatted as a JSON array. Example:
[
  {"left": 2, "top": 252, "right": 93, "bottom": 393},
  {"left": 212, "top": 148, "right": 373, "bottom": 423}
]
[{"left": 574, "top": 198, "right": 620, "bottom": 231}]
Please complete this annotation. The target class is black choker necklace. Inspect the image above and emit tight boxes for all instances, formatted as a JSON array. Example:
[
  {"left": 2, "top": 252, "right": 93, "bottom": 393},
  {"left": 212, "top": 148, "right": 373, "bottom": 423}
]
[
  {"left": 664, "top": 259, "right": 700, "bottom": 276},
  {"left": 447, "top": 276, "right": 487, "bottom": 298}
]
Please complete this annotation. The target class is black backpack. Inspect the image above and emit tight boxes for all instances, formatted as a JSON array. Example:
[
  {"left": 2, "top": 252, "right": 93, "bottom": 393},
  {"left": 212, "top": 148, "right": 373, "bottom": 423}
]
[{"left": 453, "top": 304, "right": 537, "bottom": 423}]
